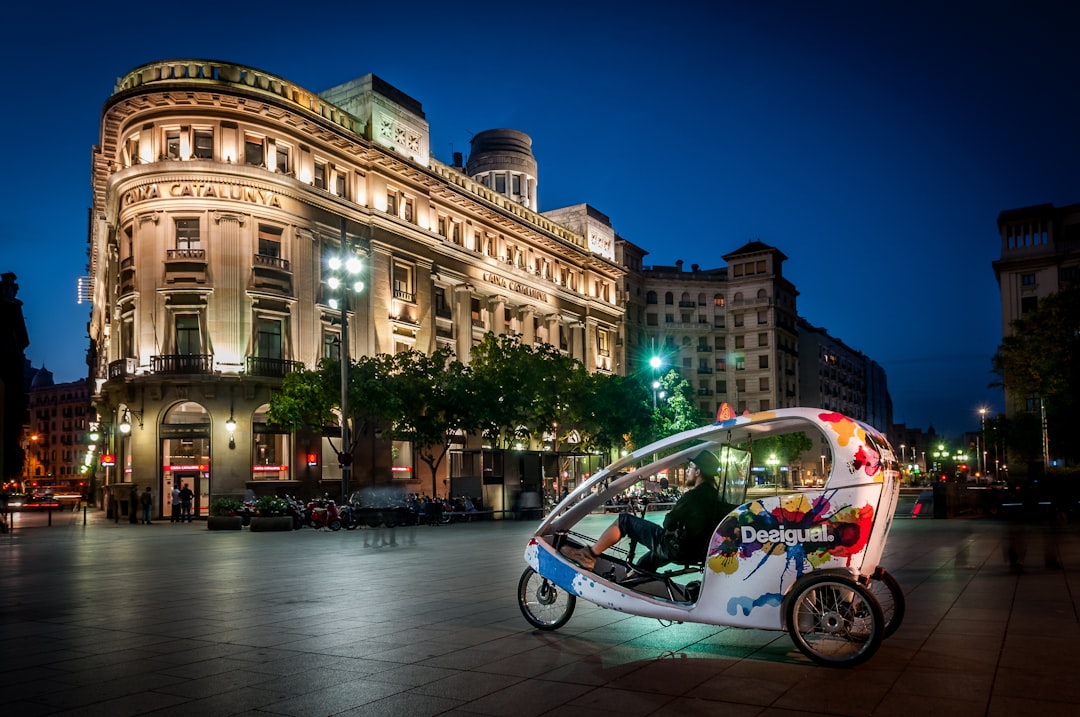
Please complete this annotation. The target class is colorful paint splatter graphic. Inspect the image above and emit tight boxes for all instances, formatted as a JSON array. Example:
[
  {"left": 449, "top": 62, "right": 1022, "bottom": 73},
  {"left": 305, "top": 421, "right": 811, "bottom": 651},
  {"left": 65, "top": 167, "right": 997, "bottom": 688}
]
[{"left": 708, "top": 492, "right": 875, "bottom": 576}]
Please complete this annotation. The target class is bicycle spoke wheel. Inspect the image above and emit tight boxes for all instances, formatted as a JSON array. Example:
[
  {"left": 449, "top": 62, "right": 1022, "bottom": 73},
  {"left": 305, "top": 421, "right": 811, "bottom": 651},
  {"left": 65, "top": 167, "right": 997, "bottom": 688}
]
[
  {"left": 518, "top": 567, "right": 575, "bottom": 630},
  {"left": 868, "top": 568, "right": 906, "bottom": 638},
  {"left": 786, "top": 574, "right": 883, "bottom": 667}
]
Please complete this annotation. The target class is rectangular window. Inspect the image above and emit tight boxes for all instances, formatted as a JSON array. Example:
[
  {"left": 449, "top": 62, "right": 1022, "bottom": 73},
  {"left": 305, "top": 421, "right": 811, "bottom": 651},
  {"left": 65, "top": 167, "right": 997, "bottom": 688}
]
[
  {"left": 403, "top": 197, "right": 414, "bottom": 223},
  {"left": 665, "top": 314, "right": 674, "bottom": 324},
  {"left": 193, "top": 129, "right": 213, "bottom": 159},
  {"left": 437, "top": 216, "right": 448, "bottom": 237},
  {"left": 495, "top": 174, "right": 506, "bottom": 193},
  {"left": 646, "top": 313, "right": 658, "bottom": 326},
  {"left": 597, "top": 331, "right": 609, "bottom": 356},
  {"left": 512, "top": 175, "right": 521, "bottom": 195},
  {"left": 1021, "top": 273, "right": 1036, "bottom": 286},
  {"left": 275, "top": 144, "right": 289, "bottom": 173},
  {"left": 471, "top": 298, "right": 483, "bottom": 327},
  {"left": 335, "top": 172, "right": 346, "bottom": 197},
  {"left": 165, "top": 130, "right": 181, "bottom": 160},
  {"left": 760, "top": 377, "right": 770, "bottom": 391},
  {"left": 759, "top": 355, "right": 769, "bottom": 369},
  {"left": 175, "top": 315, "right": 201, "bottom": 354},
  {"left": 255, "top": 318, "right": 283, "bottom": 359},
  {"left": 314, "top": 161, "right": 326, "bottom": 189},
  {"left": 258, "top": 226, "right": 282, "bottom": 258},
  {"left": 322, "top": 330, "right": 340, "bottom": 359},
  {"left": 175, "top": 219, "right": 200, "bottom": 251},
  {"left": 758, "top": 310, "right": 768, "bottom": 325},
  {"left": 433, "top": 286, "right": 450, "bottom": 318},
  {"left": 735, "top": 355, "right": 745, "bottom": 371},
  {"left": 736, "top": 378, "right": 746, "bottom": 393},
  {"left": 757, "top": 260, "right": 766, "bottom": 273},
  {"left": 244, "top": 135, "right": 264, "bottom": 166},
  {"left": 758, "top": 333, "right": 768, "bottom": 347},
  {"left": 735, "top": 336, "right": 744, "bottom": 349},
  {"left": 386, "top": 190, "right": 397, "bottom": 215},
  {"left": 392, "top": 260, "right": 415, "bottom": 302},
  {"left": 734, "top": 314, "right": 744, "bottom": 327}
]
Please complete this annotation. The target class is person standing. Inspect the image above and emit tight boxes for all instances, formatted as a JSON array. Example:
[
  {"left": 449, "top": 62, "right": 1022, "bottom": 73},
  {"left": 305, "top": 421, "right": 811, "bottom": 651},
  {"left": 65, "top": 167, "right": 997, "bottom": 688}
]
[
  {"left": 140, "top": 486, "right": 154, "bottom": 524},
  {"left": 129, "top": 485, "right": 139, "bottom": 524},
  {"left": 171, "top": 483, "right": 182, "bottom": 523},
  {"left": 179, "top": 483, "right": 194, "bottom": 522}
]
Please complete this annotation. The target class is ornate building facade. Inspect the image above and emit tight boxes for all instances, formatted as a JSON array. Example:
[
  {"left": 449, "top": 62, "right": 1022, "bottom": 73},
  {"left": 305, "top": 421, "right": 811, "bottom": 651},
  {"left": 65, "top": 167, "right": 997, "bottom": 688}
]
[{"left": 86, "top": 61, "right": 625, "bottom": 518}]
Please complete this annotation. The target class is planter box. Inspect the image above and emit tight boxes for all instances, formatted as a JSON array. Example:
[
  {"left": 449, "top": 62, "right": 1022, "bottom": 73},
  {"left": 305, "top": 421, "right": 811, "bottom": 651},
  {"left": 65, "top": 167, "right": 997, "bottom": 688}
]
[
  {"left": 250, "top": 516, "right": 295, "bottom": 532},
  {"left": 207, "top": 516, "right": 243, "bottom": 531}
]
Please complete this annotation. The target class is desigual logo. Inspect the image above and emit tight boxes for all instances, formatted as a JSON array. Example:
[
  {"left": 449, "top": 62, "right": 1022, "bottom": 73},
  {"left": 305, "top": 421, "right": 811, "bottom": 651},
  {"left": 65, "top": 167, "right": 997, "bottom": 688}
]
[{"left": 741, "top": 524, "right": 834, "bottom": 546}]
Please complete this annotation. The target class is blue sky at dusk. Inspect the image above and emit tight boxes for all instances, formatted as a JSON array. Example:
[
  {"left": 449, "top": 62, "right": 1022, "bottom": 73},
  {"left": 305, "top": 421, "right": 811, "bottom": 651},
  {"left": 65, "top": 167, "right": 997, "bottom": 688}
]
[{"left": 3, "top": 1, "right": 1077, "bottom": 437}]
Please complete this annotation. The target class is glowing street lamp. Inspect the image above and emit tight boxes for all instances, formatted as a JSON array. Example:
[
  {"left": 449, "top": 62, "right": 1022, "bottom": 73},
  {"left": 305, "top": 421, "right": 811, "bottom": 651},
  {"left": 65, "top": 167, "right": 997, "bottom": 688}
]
[{"left": 326, "top": 219, "right": 365, "bottom": 500}]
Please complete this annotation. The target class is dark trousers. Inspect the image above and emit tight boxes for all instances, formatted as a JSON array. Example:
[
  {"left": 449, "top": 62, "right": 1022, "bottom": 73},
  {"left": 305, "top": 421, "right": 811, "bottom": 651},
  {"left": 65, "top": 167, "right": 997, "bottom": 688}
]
[{"left": 617, "top": 512, "right": 672, "bottom": 571}]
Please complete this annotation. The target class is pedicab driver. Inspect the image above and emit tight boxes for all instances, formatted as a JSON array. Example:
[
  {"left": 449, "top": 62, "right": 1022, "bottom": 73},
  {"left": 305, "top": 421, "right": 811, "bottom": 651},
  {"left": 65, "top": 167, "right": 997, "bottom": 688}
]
[{"left": 561, "top": 449, "right": 735, "bottom": 572}]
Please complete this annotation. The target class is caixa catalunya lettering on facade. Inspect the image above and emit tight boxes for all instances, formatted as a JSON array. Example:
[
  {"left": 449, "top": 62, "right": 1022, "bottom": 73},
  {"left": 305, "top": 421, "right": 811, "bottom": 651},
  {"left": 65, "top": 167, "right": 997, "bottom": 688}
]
[
  {"left": 740, "top": 524, "right": 835, "bottom": 547},
  {"left": 121, "top": 182, "right": 282, "bottom": 208}
]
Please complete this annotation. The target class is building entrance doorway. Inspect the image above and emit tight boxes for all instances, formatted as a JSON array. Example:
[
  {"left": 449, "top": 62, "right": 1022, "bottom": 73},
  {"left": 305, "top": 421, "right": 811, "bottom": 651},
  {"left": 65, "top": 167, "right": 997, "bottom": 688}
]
[{"left": 160, "top": 402, "right": 212, "bottom": 519}]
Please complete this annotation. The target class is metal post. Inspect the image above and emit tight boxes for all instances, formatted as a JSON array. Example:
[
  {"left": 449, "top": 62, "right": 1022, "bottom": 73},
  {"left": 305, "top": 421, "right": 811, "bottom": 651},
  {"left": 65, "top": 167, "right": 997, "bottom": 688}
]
[{"left": 339, "top": 218, "right": 351, "bottom": 502}]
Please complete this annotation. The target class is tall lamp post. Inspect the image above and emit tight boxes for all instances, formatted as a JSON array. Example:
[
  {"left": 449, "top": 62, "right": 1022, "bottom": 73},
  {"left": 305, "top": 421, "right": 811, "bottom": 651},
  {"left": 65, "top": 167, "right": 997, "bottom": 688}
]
[
  {"left": 978, "top": 406, "right": 988, "bottom": 478},
  {"left": 326, "top": 220, "right": 364, "bottom": 501},
  {"left": 649, "top": 355, "right": 663, "bottom": 409}
]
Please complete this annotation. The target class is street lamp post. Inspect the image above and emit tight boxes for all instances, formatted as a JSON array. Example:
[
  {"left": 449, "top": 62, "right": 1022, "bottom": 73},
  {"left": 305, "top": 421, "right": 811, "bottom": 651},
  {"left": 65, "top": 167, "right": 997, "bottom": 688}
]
[
  {"left": 327, "top": 219, "right": 364, "bottom": 501},
  {"left": 649, "top": 355, "right": 662, "bottom": 409},
  {"left": 978, "top": 407, "right": 988, "bottom": 478}
]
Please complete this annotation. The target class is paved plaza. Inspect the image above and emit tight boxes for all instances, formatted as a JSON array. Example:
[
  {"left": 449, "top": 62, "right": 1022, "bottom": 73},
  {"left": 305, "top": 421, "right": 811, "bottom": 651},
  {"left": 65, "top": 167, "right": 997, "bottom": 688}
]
[{"left": 1, "top": 507, "right": 1079, "bottom": 717}]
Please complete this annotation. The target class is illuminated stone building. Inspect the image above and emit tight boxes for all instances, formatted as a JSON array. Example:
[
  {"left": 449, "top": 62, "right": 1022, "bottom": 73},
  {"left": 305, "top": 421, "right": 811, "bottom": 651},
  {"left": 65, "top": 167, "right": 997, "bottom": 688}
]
[
  {"left": 638, "top": 242, "right": 800, "bottom": 419},
  {"left": 86, "top": 60, "right": 625, "bottom": 518},
  {"left": 23, "top": 376, "right": 93, "bottom": 495}
]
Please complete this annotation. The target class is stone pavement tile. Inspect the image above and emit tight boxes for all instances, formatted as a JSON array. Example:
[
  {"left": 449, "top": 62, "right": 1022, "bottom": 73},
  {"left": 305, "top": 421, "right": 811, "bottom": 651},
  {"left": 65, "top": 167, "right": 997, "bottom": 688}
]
[
  {"left": 870, "top": 691, "right": 987, "bottom": 717},
  {"left": 648, "top": 696, "right": 762, "bottom": 717},
  {"left": 407, "top": 670, "right": 524, "bottom": 701},
  {"left": 470, "top": 642, "right": 585, "bottom": 679},
  {"left": 602, "top": 654, "right": 727, "bottom": 696},
  {"left": 334, "top": 690, "right": 465, "bottom": 717},
  {"left": 769, "top": 667, "right": 896, "bottom": 716},
  {"left": 988, "top": 694, "right": 1080, "bottom": 717},
  {"left": 245, "top": 676, "right": 408, "bottom": 716},
  {"left": 435, "top": 677, "right": 594, "bottom": 717},
  {"left": 359, "top": 662, "right": 462, "bottom": 687},
  {"left": 890, "top": 666, "right": 994, "bottom": 703},
  {"left": 561, "top": 683, "right": 677, "bottom": 716},
  {"left": 688, "top": 660, "right": 808, "bottom": 707}
]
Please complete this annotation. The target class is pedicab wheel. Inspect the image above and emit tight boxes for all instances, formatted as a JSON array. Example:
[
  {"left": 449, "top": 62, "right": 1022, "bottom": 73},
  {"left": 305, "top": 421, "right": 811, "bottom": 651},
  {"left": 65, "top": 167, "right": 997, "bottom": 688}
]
[
  {"left": 868, "top": 568, "right": 905, "bottom": 638},
  {"left": 786, "top": 573, "right": 884, "bottom": 667},
  {"left": 518, "top": 567, "right": 575, "bottom": 630}
]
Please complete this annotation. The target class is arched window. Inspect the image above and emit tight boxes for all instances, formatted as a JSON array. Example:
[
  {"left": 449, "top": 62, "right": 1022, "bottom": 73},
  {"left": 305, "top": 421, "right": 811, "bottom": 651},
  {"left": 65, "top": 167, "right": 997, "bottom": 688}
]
[
  {"left": 646, "top": 290, "right": 658, "bottom": 305},
  {"left": 713, "top": 294, "right": 725, "bottom": 307},
  {"left": 664, "top": 292, "right": 674, "bottom": 305},
  {"left": 757, "top": 288, "right": 768, "bottom": 300}
]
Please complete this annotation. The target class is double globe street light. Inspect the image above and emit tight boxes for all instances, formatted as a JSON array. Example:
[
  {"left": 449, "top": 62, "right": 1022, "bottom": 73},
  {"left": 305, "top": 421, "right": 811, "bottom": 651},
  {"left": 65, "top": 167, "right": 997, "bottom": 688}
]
[{"left": 326, "top": 221, "right": 364, "bottom": 501}]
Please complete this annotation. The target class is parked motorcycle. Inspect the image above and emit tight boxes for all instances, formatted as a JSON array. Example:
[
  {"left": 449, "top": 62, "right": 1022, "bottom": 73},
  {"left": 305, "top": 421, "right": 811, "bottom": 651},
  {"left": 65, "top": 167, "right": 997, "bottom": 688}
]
[{"left": 305, "top": 495, "right": 342, "bottom": 531}]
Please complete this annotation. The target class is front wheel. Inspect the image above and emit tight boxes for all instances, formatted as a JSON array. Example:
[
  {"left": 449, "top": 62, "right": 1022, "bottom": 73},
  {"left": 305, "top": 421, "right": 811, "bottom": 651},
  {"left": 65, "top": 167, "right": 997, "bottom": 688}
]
[
  {"left": 328, "top": 519, "right": 342, "bottom": 531},
  {"left": 786, "top": 574, "right": 883, "bottom": 667},
  {"left": 867, "top": 568, "right": 906, "bottom": 638},
  {"left": 518, "top": 567, "right": 575, "bottom": 630}
]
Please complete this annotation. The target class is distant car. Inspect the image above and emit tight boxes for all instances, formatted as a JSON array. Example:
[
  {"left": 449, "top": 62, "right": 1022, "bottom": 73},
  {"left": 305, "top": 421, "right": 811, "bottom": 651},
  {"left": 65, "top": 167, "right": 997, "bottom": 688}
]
[
  {"left": 3, "top": 492, "right": 28, "bottom": 510},
  {"left": 22, "top": 494, "right": 62, "bottom": 510}
]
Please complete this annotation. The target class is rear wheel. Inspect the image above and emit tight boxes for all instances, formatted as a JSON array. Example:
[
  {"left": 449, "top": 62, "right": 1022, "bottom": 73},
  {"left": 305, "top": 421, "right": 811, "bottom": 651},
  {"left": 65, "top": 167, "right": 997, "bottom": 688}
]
[
  {"left": 786, "top": 573, "right": 883, "bottom": 667},
  {"left": 518, "top": 567, "right": 575, "bottom": 630},
  {"left": 867, "top": 568, "right": 905, "bottom": 638}
]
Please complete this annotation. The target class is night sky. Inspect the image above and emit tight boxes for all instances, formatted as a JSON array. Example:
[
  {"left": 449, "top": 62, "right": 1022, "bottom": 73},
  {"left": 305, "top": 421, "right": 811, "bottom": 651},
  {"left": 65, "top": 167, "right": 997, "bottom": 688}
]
[{"left": 4, "top": 1, "right": 1077, "bottom": 437}]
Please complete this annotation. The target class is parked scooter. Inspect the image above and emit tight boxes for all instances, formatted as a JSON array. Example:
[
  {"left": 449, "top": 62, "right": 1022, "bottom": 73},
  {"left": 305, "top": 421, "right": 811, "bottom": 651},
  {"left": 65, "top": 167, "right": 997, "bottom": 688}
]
[{"left": 305, "top": 494, "right": 342, "bottom": 530}]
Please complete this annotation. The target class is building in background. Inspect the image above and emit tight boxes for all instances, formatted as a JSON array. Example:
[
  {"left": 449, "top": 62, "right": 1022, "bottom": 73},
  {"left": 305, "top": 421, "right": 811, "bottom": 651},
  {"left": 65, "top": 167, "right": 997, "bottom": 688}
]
[
  {"left": 636, "top": 242, "right": 800, "bottom": 420},
  {"left": 86, "top": 61, "right": 625, "bottom": 518},
  {"left": 22, "top": 375, "right": 93, "bottom": 496}
]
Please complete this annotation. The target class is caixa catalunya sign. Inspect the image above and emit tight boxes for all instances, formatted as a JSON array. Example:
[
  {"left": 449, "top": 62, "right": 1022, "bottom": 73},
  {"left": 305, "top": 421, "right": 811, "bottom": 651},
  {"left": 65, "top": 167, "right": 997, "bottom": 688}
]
[{"left": 165, "top": 464, "right": 210, "bottom": 471}]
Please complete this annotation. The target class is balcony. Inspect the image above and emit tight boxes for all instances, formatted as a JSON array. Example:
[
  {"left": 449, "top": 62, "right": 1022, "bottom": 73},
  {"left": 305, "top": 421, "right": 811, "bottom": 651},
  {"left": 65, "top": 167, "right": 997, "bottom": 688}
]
[
  {"left": 696, "top": 345, "right": 713, "bottom": 352},
  {"left": 696, "top": 366, "right": 714, "bottom": 374},
  {"left": 151, "top": 354, "right": 214, "bottom": 374},
  {"left": 164, "top": 249, "right": 208, "bottom": 284},
  {"left": 107, "top": 357, "right": 137, "bottom": 380},
  {"left": 251, "top": 254, "right": 292, "bottom": 294},
  {"left": 119, "top": 256, "right": 136, "bottom": 294},
  {"left": 246, "top": 356, "right": 303, "bottom": 378}
]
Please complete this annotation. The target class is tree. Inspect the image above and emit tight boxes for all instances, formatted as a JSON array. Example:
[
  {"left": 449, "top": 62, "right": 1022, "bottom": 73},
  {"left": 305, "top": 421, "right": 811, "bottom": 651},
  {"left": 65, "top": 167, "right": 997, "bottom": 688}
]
[
  {"left": 992, "top": 286, "right": 1080, "bottom": 464},
  {"left": 574, "top": 372, "right": 653, "bottom": 456},
  {"left": 378, "top": 348, "right": 480, "bottom": 494},
  {"left": 652, "top": 369, "right": 705, "bottom": 439}
]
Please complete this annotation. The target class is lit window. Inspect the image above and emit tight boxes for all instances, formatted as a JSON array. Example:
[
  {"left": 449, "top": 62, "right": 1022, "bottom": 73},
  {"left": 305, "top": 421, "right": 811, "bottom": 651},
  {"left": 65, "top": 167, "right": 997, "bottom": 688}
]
[
  {"left": 193, "top": 129, "right": 213, "bottom": 160},
  {"left": 175, "top": 219, "right": 200, "bottom": 251},
  {"left": 244, "top": 135, "right": 265, "bottom": 166},
  {"left": 392, "top": 260, "right": 415, "bottom": 302},
  {"left": 165, "top": 130, "right": 181, "bottom": 160},
  {"left": 314, "top": 161, "right": 326, "bottom": 189}
]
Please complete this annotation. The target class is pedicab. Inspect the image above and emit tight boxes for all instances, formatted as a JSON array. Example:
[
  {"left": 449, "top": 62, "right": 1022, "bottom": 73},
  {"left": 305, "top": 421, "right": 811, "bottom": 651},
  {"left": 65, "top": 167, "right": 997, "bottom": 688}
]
[{"left": 519, "top": 407, "right": 904, "bottom": 667}]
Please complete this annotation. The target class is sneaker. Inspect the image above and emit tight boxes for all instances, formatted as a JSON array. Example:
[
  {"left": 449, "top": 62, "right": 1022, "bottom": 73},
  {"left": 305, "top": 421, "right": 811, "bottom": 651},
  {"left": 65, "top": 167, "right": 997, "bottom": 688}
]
[{"left": 560, "top": 545, "right": 596, "bottom": 571}]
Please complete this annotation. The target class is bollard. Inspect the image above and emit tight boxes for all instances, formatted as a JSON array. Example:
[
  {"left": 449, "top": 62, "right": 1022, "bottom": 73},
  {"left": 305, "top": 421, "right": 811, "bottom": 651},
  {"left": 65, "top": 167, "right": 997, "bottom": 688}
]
[
  {"left": 48, "top": 507, "right": 53, "bottom": 526},
  {"left": 83, "top": 503, "right": 88, "bottom": 525}
]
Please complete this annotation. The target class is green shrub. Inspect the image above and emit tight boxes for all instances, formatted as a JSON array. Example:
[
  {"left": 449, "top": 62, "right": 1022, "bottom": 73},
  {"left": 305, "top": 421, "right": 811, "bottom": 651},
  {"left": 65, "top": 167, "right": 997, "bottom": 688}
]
[
  {"left": 209, "top": 497, "right": 243, "bottom": 517},
  {"left": 254, "top": 495, "right": 289, "bottom": 517}
]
